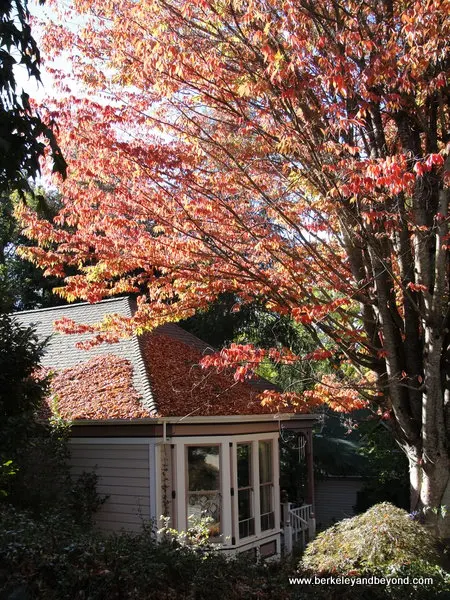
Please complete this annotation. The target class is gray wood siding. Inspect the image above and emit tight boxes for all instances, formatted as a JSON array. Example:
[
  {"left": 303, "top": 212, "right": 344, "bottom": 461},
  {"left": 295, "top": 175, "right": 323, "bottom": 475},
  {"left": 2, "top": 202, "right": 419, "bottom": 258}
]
[
  {"left": 69, "top": 442, "right": 151, "bottom": 533},
  {"left": 314, "top": 478, "right": 364, "bottom": 529}
]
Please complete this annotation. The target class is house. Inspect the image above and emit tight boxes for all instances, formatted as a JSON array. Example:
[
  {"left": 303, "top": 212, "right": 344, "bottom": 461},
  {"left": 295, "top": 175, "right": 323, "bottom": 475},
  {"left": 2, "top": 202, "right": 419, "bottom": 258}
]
[{"left": 16, "top": 297, "right": 317, "bottom": 557}]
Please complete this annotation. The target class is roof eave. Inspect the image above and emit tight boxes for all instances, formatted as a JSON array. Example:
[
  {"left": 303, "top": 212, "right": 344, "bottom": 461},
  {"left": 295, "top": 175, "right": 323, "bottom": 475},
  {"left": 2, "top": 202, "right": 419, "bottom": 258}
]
[{"left": 69, "top": 413, "right": 320, "bottom": 426}]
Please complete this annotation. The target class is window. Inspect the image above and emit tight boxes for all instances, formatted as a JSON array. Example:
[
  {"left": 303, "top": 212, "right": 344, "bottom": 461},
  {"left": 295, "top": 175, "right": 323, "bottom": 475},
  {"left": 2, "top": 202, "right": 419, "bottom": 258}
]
[
  {"left": 259, "top": 441, "right": 274, "bottom": 531},
  {"left": 237, "top": 443, "right": 255, "bottom": 538},
  {"left": 187, "top": 446, "right": 221, "bottom": 537}
]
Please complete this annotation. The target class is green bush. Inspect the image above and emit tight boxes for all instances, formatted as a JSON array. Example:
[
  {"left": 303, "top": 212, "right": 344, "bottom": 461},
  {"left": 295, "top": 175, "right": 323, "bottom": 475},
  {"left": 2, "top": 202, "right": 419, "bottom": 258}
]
[
  {"left": 299, "top": 503, "right": 449, "bottom": 599},
  {"left": 302, "top": 503, "right": 438, "bottom": 574},
  {"left": 2, "top": 416, "right": 105, "bottom": 527},
  {"left": 0, "top": 509, "right": 297, "bottom": 600},
  {"left": 1, "top": 503, "right": 448, "bottom": 600},
  {"left": 0, "top": 316, "right": 103, "bottom": 524},
  {"left": 0, "top": 315, "right": 49, "bottom": 500}
]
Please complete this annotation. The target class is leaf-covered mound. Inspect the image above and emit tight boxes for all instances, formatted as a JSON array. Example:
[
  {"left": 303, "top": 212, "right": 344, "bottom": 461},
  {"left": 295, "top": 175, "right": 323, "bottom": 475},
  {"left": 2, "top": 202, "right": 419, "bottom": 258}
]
[{"left": 301, "top": 502, "right": 439, "bottom": 575}]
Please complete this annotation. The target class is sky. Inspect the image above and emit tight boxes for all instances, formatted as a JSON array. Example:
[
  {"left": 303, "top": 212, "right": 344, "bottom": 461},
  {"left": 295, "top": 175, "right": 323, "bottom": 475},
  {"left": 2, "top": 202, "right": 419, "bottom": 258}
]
[{"left": 14, "top": 1, "right": 68, "bottom": 103}]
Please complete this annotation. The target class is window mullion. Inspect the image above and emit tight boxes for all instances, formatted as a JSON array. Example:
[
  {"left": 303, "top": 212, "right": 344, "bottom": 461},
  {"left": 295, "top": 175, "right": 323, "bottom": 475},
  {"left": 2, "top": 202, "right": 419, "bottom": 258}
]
[
  {"left": 221, "top": 441, "right": 232, "bottom": 545},
  {"left": 231, "top": 441, "right": 238, "bottom": 544},
  {"left": 252, "top": 441, "right": 261, "bottom": 537},
  {"left": 177, "top": 444, "right": 186, "bottom": 531}
]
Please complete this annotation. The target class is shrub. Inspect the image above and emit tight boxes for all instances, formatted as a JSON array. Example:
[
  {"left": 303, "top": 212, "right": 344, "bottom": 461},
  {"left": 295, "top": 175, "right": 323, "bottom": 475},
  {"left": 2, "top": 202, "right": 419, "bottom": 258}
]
[
  {"left": 2, "top": 415, "right": 105, "bottom": 528},
  {"left": 0, "top": 315, "right": 105, "bottom": 522},
  {"left": 0, "top": 315, "right": 48, "bottom": 500},
  {"left": 299, "top": 502, "right": 449, "bottom": 599},
  {"left": 301, "top": 502, "right": 439, "bottom": 574},
  {"left": 0, "top": 510, "right": 298, "bottom": 600}
]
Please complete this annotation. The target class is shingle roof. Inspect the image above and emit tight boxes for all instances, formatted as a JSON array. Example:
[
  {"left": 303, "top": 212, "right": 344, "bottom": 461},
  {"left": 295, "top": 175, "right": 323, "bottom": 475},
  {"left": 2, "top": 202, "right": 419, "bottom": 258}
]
[
  {"left": 14, "top": 297, "right": 284, "bottom": 420},
  {"left": 49, "top": 354, "right": 151, "bottom": 420},
  {"left": 141, "top": 331, "right": 279, "bottom": 417},
  {"left": 16, "top": 297, "right": 156, "bottom": 414}
]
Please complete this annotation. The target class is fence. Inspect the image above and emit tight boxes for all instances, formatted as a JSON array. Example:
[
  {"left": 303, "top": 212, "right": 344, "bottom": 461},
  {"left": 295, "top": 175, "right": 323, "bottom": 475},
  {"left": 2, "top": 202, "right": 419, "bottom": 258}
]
[{"left": 282, "top": 502, "right": 315, "bottom": 553}]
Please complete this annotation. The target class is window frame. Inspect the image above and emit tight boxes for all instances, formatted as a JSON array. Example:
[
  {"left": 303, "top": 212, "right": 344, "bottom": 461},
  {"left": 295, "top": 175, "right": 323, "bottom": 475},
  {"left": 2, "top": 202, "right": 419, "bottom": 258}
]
[{"left": 233, "top": 436, "right": 277, "bottom": 542}]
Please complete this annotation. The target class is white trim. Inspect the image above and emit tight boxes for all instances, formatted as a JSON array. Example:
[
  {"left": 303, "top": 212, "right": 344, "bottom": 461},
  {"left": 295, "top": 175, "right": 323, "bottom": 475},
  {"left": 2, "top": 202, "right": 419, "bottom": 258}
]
[
  {"left": 220, "top": 441, "right": 232, "bottom": 545},
  {"left": 230, "top": 441, "right": 238, "bottom": 544},
  {"left": 252, "top": 441, "right": 261, "bottom": 538},
  {"left": 160, "top": 414, "right": 318, "bottom": 423},
  {"left": 185, "top": 442, "right": 222, "bottom": 537},
  {"left": 172, "top": 433, "right": 279, "bottom": 536},
  {"left": 235, "top": 440, "right": 253, "bottom": 541},
  {"left": 70, "top": 413, "right": 319, "bottom": 426},
  {"left": 222, "top": 531, "right": 281, "bottom": 553},
  {"left": 230, "top": 436, "right": 280, "bottom": 547},
  {"left": 258, "top": 439, "right": 275, "bottom": 534},
  {"left": 69, "top": 437, "right": 157, "bottom": 444},
  {"left": 171, "top": 432, "right": 279, "bottom": 446},
  {"left": 273, "top": 437, "right": 281, "bottom": 535},
  {"left": 148, "top": 442, "right": 157, "bottom": 522}
]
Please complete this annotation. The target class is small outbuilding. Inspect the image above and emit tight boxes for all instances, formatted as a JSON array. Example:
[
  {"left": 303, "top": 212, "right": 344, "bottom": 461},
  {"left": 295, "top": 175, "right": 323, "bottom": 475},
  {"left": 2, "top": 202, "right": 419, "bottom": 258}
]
[{"left": 17, "top": 297, "right": 317, "bottom": 557}]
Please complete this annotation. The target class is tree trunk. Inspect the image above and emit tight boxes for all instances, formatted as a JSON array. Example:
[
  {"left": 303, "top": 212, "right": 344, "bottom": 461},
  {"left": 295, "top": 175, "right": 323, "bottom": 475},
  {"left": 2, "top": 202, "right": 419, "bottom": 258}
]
[
  {"left": 422, "top": 457, "right": 450, "bottom": 540},
  {"left": 407, "top": 441, "right": 450, "bottom": 541}
]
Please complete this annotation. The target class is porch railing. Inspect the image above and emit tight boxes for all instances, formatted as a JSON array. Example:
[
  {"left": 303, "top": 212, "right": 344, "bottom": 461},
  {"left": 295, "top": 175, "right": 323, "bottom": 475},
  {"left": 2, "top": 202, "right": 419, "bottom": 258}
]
[{"left": 282, "top": 502, "right": 316, "bottom": 554}]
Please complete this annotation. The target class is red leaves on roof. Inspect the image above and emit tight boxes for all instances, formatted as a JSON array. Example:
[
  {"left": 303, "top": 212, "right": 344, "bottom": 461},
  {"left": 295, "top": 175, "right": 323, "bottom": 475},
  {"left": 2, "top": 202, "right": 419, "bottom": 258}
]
[
  {"left": 48, "top": 355, "right": 151, "bottom": 420},
  {"left": 142, "top": 333, "right": 293, "bottom": 417},
  {"left": 41, "top": 326, "right": 304, "bottom": 421}
]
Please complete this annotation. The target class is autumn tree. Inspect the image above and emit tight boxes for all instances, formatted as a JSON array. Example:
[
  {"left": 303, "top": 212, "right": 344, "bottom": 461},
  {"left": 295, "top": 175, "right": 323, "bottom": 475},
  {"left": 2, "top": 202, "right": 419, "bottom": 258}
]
[
  {"left": 22, "top": 0, "right": 450, "bottom": 538},
  {"left": 183, "top": 294, "right": 328, "bottom": 391}
]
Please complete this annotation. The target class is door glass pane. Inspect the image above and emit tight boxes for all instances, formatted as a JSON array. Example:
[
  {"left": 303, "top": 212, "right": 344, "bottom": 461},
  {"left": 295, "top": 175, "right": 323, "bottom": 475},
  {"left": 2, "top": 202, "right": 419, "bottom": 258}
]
[
  {"left": 261, "top": 510, "right": 275, "bottom": 531},
  {"left": 259, "top": 441, "right": 272, "bottom": 484},
  {"left": 260, "top": 484, "right": 272, "bottom": 515},
  {"left": 238, "top": 488, "right": 251, "bottom": 521},
  {"left": 188, "top": 446, "right": 220, "bottom": 491},
  {"left": 187, "top": 446, "right": 220, "bottom": 536},
  {"left": 239, "top": 515, "right": 255, "bottom": 538},
  {"left": 237, "top": 443, "right": 254, "bottom": 538},
  {"left": 237, "top": 443, "right": 251, "bottom": 487},
  {"left": 238, "top": 487, "right": 255, "bottom": 538}
]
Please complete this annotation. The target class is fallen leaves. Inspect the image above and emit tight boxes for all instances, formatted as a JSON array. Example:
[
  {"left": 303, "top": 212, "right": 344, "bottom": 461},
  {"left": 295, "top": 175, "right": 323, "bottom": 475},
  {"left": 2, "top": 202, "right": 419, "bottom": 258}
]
[
  {"left": 48, "top": 355, "right": 150, "bottom": 420},
  {"left": 142, "top": 333, "right": 291, "bottom": 417}
]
